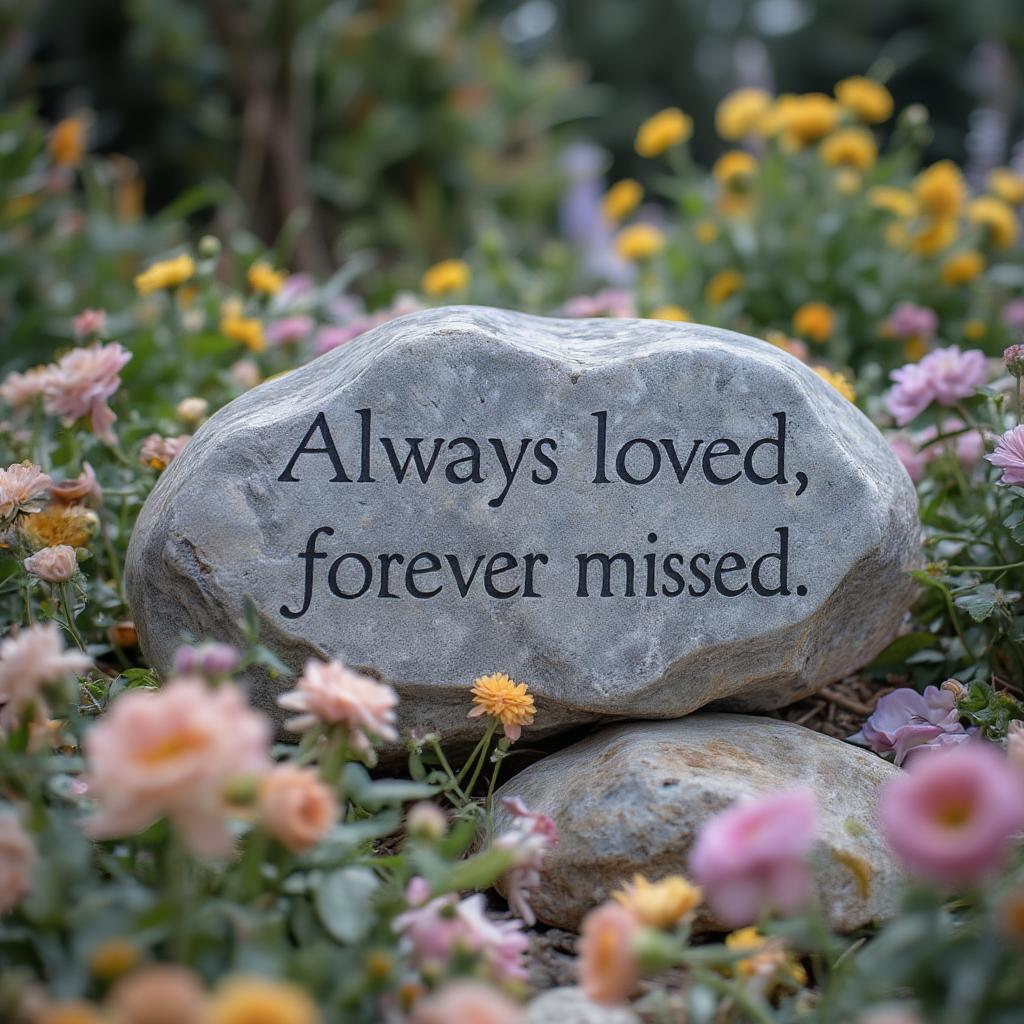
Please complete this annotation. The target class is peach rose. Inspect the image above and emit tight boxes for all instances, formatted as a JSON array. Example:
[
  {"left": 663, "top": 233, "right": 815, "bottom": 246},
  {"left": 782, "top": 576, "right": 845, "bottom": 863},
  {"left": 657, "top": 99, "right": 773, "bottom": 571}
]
[
  {"left": 259, "top": 764, "right": 338, "bottom": 852},
  {"left": 106, "top": 965, "right": 207, "bottom": 1024},
  {"left": 24, "top": 544, "right": 78, "bottom": 583},
  {"left": 411, "top": 981, "right": 522, "bottom": 1024},
  {"left": 83, "top": 678, "right": 271, "bottom": 858},
  {"left": 577, "top": 901, "right": 640, "bottom": 1005}
]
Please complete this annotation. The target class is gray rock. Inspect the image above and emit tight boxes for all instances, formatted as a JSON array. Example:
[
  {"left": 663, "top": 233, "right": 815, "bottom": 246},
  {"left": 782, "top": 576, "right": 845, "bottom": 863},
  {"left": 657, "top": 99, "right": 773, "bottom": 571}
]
[
  {"left": 126, "top": 307, "right": 918, "bottom": 741},
  {"left": 525, "top": 988, "right": 640, "bottom": 1024},
  {"left": 493, "top": 714, "right": 902, "bottom": 932}
]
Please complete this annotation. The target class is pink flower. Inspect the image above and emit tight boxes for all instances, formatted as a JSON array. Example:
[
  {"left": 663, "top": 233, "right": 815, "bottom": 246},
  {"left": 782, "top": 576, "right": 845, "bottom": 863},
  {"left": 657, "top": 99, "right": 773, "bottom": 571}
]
[
  {"left": 49, "top": 462, "right": 101, "bottom": 504},
  {"left": 883, "top": 302, "right": 938, "bottom": 342},
  {"left": 229, "top": 359, "right": 261, "bottom": 390},
  {"left": 885, "top": 346, "right": 988, "bottom": 426},
  {"left": 888, "top": 434, "right": 926, "bottom": 483},
  {"left": 494, "top": 796, "right": 557, "bottom": 926},
  {"left": 577, "top": 900, "right": 640, "bottom": 1005},
  {"left": 394, "top": 885, "right": 528, "bottom": 982},
  {"left": 42, "top": 342, "right": 131, "bottom": 444},
  {"left": 917, "top": 418, "right": 985, "bottom": 468},
  {"left": 563, "top": 289, "right": 636, "bottom": 319},
  {"left": 0, "top": 812, "right": 35, "bottom": 915},
  {"left": 24, "top": 544, "right": 78, "bottom": 583},
  {"left": 72, "top": 308, "right": 107, "bottom": 339},
  {"left": 1005, "top": 344, "right": 1024, "bottom": 377},
  {"left": 314, "top": 294, "right": 423, "bottom": 355},
  {"left": 83, "top": 678, "right": 271, "bottom": 858},
  {"left": 266, "top": 315, "right": 314, "bottom": 346},
  {"left": 1002, "top": 299, "right": 1024, "bottom": 331},
  {"left": 139, "top": 433, "right": 191, "bottom": 471},
  {"left": 879, "top": 742, "right": 1024, "bottom": 885},
  {"left": 0, "top": 367, "right": 51, "bottom": 410},
  {"left": 258, "top": 764, "right": 338, "bottom": 852},
  {"left": 849, "top": 685, "right": 970, "bottom": 766},
  {"left": 689, "top": 788, "right": 817, "bottom": 927},
  {"left": 0, "top": 462, "right": 52, "bottom": 521},
  {"left": 411, "top": 981, "right": 522, "bottom": 1024},
  {"left": 174, "top": 642, "right": 239, "bottom": 677},
  {"left": 277, "top": 659, "right": 398, "bottom": 759},
  {"left": 314, "top": 323, "right": 367, "bottom": 354},
  {"left": 987, "top": 425, "right": 1024, "bottom": 485},
  {"left": 0, "top": 622, "right": 91, "bottom": 731}
]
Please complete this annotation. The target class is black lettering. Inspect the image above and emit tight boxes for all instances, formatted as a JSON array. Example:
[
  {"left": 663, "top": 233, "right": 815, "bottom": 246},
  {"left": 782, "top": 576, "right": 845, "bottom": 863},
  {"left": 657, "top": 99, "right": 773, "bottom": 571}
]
[
  {"left": 576, "top": 553, "right": 636, "bottom": 597},
  {"left": 445, "top": 437, "right": 484, "bottom": 484},
  {"left": 280, "top": 526, "right": 333, "bottom": 618},
  {"left": 688, "top": 553, "right": 711, "bottom": 596},
  {"left": 377, "top": 552, "right": 405, "bottom": 598},
  {"left": 661, "top": 554, "right": 686, "bottom": 596},
  {"left": 751, "top": 527, "right": 791, "bottom": 596},
  {"left": 702, "top": 438, "right": 742, "bottom": 485},
  {"left": 328, "top": 553, "right": 372, "bottom": 599},
  {"left": 616, "top": 438, "right": 661, "bottom": 485},
  {"left": 592, "top": 411, "right": 610, "bottom": 483},
  {"left": 406, "top": 553, "right": 443, "bottom": 598},
  {"left": 445, "top": 553, "right": 486, "bottom": 597},
  {"left": 523, "top": 553, "right": 548, "bottom": 597},
  {"left": 660, "top": 438, "right": 703, "bottom": 483},
  {"left": 714, "top": 552, "right": 748, "bottom": 596},
  {"left": 278, "top": 412, "right": 350, "bottom": 482},
  {"left": 487, "top": 438, "right": 532, "bottom": 508},
  {"left": 484, "top": 552, "right": 520, "bottom": 598},
  {"left": 356, "top": 408, "right": 375, "bottom": 483},
  {"left": 745, "top": 412, "right": 787, "bottom": 485},
  {"left": 531, "top": 438, "right": 559, "bottom": 484},
  {"left": 379, "top": 437, "right": 445, "bottom": 482}
]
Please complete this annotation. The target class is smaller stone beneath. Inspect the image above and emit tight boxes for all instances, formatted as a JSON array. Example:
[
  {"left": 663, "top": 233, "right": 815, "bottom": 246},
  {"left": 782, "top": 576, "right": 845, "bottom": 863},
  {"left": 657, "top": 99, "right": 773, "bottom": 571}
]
[{"left": 493, "top": 713, "right": 902, "bottom": 933}]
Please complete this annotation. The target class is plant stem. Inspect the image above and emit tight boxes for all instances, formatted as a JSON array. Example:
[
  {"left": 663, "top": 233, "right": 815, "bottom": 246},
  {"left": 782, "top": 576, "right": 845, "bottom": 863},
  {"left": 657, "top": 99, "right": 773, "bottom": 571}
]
[
  {"left": 60, "top": 584, "right": 87, "bottom": 651},
  {"left": 428, "top": 738, "right": 468, "bottom": 805},
  {"left": 688, "top": 968, "right": 778, "bottom": 1024},
  {"left": 463, "top": 719, "right": 498, "bottom": 797},
  {"left": 946, "top": 560, "right": 1024, "bottom": 573}
]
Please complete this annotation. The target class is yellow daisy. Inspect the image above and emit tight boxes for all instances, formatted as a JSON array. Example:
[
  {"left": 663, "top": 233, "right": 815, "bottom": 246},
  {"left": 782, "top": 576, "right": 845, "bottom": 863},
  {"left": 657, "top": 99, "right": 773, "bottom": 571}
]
[{"left": 468, "top": 672, "right": 535, "bottom": 741}]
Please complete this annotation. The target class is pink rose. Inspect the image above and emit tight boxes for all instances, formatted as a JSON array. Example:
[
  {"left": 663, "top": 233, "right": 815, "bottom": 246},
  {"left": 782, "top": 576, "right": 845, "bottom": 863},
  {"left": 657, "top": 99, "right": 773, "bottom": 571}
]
[
  {"left": 259, "top": 764, "right": 338, "bottom": 852},
  {"left": 987, "top": 424, "right": 1024, "bottom": 485},
  {"left": 42, "top": 342, "right": 131, "bottom": 444},
  {"left": 689, "top": 788, "right": 817, "bottom": 927},
  {"left": 24, "top": 544, "right": 78, "bottom": 583}
]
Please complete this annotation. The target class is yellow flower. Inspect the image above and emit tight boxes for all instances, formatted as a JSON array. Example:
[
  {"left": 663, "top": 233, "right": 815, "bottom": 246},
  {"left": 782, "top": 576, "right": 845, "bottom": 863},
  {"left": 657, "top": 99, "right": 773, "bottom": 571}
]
[
  {"left": 819, "top": 127, "right": 877, "bottom": 171},
  {"left": 49, "top": 117, "right": 87, "bottom": 167},
  {"left": 648, "top": 304, "right": 691, "bottom": 322},
  {"left": 715, "top": 88, "right": 772, "bottom": 140},
  {"left": 726, "top": 927, "right": 808, "bottom": 988},
  {"left": 21, "top": 504, "right": 96, "bottom": 550},
  {"left": 759, "top": 94, "right": 801, "bottom": 138},
  {"left": 248, "top": 261, "right": 285, "bottom": 295},
  {"left": 712, "top": 150, "right": 758, "bottom": 185},
  {"left": 635, "top": 107, "right": 692, "bottom": 157},
  {"left": 835, "top": 76, "right": 893, "bottom": 123},
  {"left": 909, "top": 217, "right": 958, "bottom": 256},
  {"left": 134, "top": 254, "right": 196, "bottom": 295},
  {"left": 780, "top": 93, "right": 840, "bottom": 146},
  {"left": 615, "top": 223, "right": 665, "bottom": 262},
  {"left": 468, "top": 672, "right": 535, "bottom": 741},
  {"left": 716, "top": 191, "right": 753, "bottom": 218},
  {"left": 88, "top": 938, "right": 140, "bottom": 980},
  {"left": 988, "top": 167, "right": 1024, "bottom": 206},
  {"left": 793, "top": 302, "right": 835, "bottom": 343},
  {"left": 694, "top": 219, "right": 719, "bottom": 244},
  {"left": 207, "top": 977, "right": 320, "bottom": 1024},
  {"left": 764, "top": 331, "right": 808, "bottom": 361},
  {"left": 913, "top": 160, "right": 965, "bottom": 219},
  {"left": 602, "top": 179, "right": 643, "bottom": 223},
  {"left": 868, "top": 186, "right": 918, "bottom": 218},
  {"left": 704, "top": 269, "right": 743, "bottom": 305},
  {"left": 941, "top": 249, "right": 984, "bottom": 286},
  {"left": 814, "top": 367, "right": 855, "bottom": 402},
  {"left": 968, "top": 196, "right": 1019, "bottom": 250},
  {"left": 221, "top": 313, "right": 266, "bottom": 353},
  {"left": 613, "top": 874, "right": 702, "bottom": 929},
  {"left": 964, "top": 319, "right": 987, "bottom": 342},
  {"left": 421, "top": 259, "right": 470, "bottom": 297}
]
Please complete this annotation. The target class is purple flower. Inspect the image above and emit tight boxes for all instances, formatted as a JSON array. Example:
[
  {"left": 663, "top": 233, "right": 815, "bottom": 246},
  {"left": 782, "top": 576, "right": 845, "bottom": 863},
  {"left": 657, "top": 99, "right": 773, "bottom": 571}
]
[
  {"left": 987, "top": 424, "right": 1024, "bottom": 485},
  {"left": 849, "top": 685, "right": 968, "bottom": 766},
  {"left": 884, "top": 302, "right": 938, "bottom": 342},
  {"left": 885, "top": 346, "right": 989, "bottom": 425}
]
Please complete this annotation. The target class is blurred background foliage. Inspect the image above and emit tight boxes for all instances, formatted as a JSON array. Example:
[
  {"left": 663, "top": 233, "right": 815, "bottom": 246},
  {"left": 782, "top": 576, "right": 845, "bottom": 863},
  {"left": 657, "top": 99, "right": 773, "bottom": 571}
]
[{"left": 1, "top": 0, "right": 1023, "bottom": 366}]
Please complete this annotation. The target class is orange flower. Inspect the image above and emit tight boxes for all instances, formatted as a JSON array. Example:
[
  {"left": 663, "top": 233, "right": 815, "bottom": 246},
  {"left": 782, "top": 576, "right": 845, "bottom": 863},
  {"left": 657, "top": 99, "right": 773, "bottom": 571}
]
[
  {"left": 578, "top": 901, "right": 639, "bottom": 1005},
  {"left": 49, "top": 117, "right": 87, "bottom": 167},
  {"left": 468, "top": 672, "right": 535, "bottom": 741},
  {"left": 259, "top": 764, "right": 338, "bottom": 852},
  {"left": 793, "top": 302, "right": 836, "bottom": 343}
]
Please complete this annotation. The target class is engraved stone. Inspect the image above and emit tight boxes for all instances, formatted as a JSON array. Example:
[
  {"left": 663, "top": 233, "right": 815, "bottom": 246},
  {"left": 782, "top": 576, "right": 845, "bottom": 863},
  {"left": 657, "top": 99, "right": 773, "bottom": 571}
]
[{"left": 126, "top": 306, "right": 919, "bottom": 740}]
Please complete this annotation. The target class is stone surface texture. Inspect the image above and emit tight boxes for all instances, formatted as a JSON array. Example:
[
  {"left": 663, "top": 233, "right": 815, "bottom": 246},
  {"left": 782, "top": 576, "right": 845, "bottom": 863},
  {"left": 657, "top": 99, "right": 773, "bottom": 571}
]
[
  {"left": 126, "top": 306, "right": 919, "bottom": 740},
  {"left": 493, "top": 714, "right": 902, "bottom": 932},
  {"left": 524, "top": 988, "right": 640, "bottom": 1024}
]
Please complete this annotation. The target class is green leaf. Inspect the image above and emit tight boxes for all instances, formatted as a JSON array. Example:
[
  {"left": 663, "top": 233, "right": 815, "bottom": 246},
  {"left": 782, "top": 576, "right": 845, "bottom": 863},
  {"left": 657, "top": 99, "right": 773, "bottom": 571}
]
[
  {"left": 954, "top": 584, "right": 999, "bottom": 622},
  {"left": 870, "top": 632, "right": 938, "bottom": 671},
  {"left": 313, "top": 866, "right": 378, "bottom": 944}
]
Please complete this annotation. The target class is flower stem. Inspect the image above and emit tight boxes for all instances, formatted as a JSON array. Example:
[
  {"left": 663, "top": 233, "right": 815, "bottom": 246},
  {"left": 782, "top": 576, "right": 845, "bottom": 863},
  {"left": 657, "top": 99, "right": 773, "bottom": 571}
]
[
  {"left": 463, "top": 719, "right": 498, "bottom": 797},
  {"left": 60, "top": 584, "right": 87, "bottom": 651}
]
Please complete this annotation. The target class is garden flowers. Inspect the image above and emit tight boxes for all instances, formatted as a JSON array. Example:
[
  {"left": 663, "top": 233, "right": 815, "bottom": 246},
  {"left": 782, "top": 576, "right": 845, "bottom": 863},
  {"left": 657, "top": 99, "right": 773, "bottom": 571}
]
[
  {"left": 577, "top": 900, "right": 640, "bottom": 1005},
  {"left": 880, "top": 743, "right": 1024, "bottom": 885},
  {"left": 83, "top": 677, "right": 271, "bottom": 857},
  {"left": 41, "top": 341, "right": 132, "bottom": 444},
  {"left": 258, "top": 764, "right": 338, "bottom": 853},
  {"left": 850, "top": 685, "right": 970, "bottom": 765},
  {"left": 277, "top": 658, "right": 399, "bottom": 756},
  {"left": 885, "top": 345, "right": 988, "bottom": 425},
  {"left": 468, "top": 672, "right": 535, "bottom": 741},
  {"left": 987, "top": 425, "right": 1024, "bottom": 485},
  {"left": 613, "top": 873, "right": 702, "bottom": 929},
  {"left": 0, "top": 812, "right": 35, "bottom": 916},
  {"left": 634, "top": 106, "right": 692, "bottom": 156},
  {"left": 0, "top": 462, "right": 52, "bottom": 524},
  {"left": 689, "top": 788, "right": 817, "bottom": 927},
  {"left": 133, "top": 253, "right": 195, "bottom": 295}
]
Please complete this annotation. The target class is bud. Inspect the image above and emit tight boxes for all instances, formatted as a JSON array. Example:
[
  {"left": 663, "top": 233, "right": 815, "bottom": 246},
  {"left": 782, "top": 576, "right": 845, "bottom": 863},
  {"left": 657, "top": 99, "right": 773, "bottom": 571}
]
[
  {"left": 198, "top": 234, "right": 221, "bottom": 259},
  {"left": 406, "top": 801, "right": 447, "bottom": 842},
  {"left": 174, "top": 641, "right": 239, "bottom": 678},
  {"left": 176, "top": 396, "right": 209, "bottom": 425},
  {"left": 365, "top": 950, "right": 393, "bottom": 981},
  {"left": 1004, "top": 344, "right": 1024, "bottom": 379},
  {"left": 222, "top": 773, "right": 261, "bottom": 806},
  {"left": 940, "top": 678, "right": 967, "bottom": 702}
]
